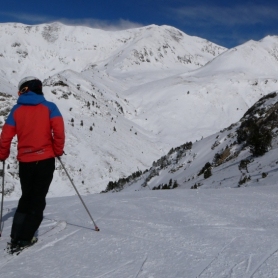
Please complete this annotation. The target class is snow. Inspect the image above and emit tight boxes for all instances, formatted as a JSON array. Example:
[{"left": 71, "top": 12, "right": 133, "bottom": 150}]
[
  {"left": 0, "top": 22, "right": 229, "bottom": 197},
  {"left": 1, "top": 185, "right": 278, "bottom": 277},
  {"left": 1, "top": 22, "right": 278, "bottom": 197},
  {"left": 0, "top": 21, "right": 278, "bottom": 277}
]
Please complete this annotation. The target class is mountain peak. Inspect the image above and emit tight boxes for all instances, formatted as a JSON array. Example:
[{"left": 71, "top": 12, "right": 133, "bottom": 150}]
[{"left": 0, "top": 22, "right": 277, "bottom": 198}]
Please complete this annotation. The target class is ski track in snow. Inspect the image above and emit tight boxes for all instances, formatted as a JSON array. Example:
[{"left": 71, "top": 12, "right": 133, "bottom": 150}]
[
  {"left": 134, "top": 254, "right": 148, "bottom": 278},
  {"left": 195, "top": 237, "right": 238, "bottom": 278},
  {"left": 95, "top": 208, "right": 114, "bottom": 222},
  {"left": 0, "top": 220, "right": 68, "bottom": 270},
  {"left": 35, "top": 229, "right": 80, "bottom": 252},
  {"left": 246, "top": 254, "right": 253, "bottom": 274},
  {"left": 94, "top": 260, "right": 134, "bottom": 278},
  {"left": 1, "top": 187, "right": 278, "bottom": 277},
  {"left": 247, "top": 244, "right": 278, "bottom": 278}
]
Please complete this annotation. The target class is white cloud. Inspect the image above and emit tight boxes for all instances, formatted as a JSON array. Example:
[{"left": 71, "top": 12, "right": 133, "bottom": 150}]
[
  {"left": 0, "top": 12, "right": 52, "bottom": 23},
  {"left": 59, "top": 18, "right": 143, "bottom": 31},
  {"left": 0, "top": 12, "right": 143, "bottom": 31}
]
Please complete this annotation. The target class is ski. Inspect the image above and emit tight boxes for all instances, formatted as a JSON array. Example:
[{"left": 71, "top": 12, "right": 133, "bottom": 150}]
[
  {"left": 4, "top": 220, "right": 67, "bottom": 256},
  {"left": 6, "top": 237, "right": 38, "bottom": 255}
]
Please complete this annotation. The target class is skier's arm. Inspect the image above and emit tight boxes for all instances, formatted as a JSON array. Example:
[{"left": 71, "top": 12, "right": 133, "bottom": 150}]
[
  {"left": 50, "top": 104, "right": 65, "bottom": 156},
  {"left": 0, "top": 110, "right": 17, "bottom": 160}
]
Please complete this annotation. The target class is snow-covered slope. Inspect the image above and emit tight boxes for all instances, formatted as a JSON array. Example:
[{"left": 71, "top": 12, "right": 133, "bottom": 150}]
[
  {"left": 0, "top": 22, "right": 225, "bottom": 95},
  {"left": 0, "top": 22, "right": 227, "bottom": 198},
  {"left": 1, "top": 186, "right": 278, "bottom": 277},
  {"left": 0, "top": 22, "right": 278, "bottom": 198},
  {"left": 1, "top": 22, "right": 278, "bottom": 278},
  {"left": 195, "top": 36, "right": 278, "bottom": 77},
  {"left": 0, "top": 70, "right": 164, "bottom": 198},
  {"left": 107, "top": 91, "right": 278, "bottom": 192},
  {"left": 119, "top": 36, "right": 278, "bottom": 148}
]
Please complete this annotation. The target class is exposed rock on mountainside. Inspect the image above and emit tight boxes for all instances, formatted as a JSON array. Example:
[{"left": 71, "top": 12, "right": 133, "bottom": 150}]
[
  {"left": 237, "top": 92, "right": 278, "bottom": 156},
  {"left": 104, "top": 91, "right": 278, "bottom": 192}
]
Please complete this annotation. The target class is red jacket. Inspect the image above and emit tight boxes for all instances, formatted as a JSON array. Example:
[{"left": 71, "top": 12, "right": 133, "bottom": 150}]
[{"left": 0, "top": 91, "right": 65, "bottom": 162}]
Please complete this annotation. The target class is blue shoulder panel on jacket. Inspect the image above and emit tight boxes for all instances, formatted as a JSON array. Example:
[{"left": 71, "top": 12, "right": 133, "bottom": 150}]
[
  {"left": 42, "top": 101, "right": 62, "bottom": 119},
  {"left": 17, "top": 91, "right": 45, "bottom": 106},
  {"left": 5, "top": 104, "right": 22, "bottom": 126}
]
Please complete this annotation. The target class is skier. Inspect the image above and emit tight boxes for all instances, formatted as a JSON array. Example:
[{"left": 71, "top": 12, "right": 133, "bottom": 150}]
[{"left": 0, "top": 76, "right": 65, "bottom": 251}]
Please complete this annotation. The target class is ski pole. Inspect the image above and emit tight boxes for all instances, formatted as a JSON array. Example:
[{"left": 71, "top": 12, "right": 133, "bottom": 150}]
[
  {"left": 0, "top": 161, "right": 5, "bottom": 237},
  {"left": 57, "top": 157, "right": 100, "bottom": 231}
]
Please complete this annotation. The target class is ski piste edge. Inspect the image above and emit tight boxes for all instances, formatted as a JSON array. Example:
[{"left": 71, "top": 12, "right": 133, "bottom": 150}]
[{"left": 2, "top": 220, "right": 67, "bottom": 263}]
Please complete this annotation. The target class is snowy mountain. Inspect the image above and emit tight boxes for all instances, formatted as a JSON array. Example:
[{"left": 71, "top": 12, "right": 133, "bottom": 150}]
[
  {"left": 0, "top": 22, "right": 278, "bottom": 198},
  {"left": 1, "top": 22, "right": 278, "bottom": 278},
  {"left": 0, "top": 22, "right": 227, "bottom": 198},
  {"left": 196, "top": 36, "right": 278, "bottom": 77},
  {"left": 121, "top": 36, "right": 278, "bottom": 148},
  {"left": 0, "top": 22, "right": 225, "bottom": 94},
  {"left": 106, "top": 91, "right": 278, "bottom": 192}
]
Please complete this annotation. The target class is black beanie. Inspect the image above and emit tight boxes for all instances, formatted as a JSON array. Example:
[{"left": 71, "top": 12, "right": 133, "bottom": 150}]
[{"left": 19, "top": 79, "right": 43, "bottom": 95}]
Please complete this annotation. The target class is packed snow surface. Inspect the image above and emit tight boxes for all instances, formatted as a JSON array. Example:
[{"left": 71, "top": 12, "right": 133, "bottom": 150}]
[{"left": 0, "top": 185, "right": 278, "bottom": 277}]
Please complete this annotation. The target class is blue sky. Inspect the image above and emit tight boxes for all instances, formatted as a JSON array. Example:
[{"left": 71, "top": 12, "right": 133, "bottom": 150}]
[{"left": 1, "top": 0, "right": 278, "bottom": 48}]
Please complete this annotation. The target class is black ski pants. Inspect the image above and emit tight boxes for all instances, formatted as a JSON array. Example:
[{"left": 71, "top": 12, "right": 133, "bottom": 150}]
[{"left": 11, "top": 157, "right": 55, "bottom": 242}]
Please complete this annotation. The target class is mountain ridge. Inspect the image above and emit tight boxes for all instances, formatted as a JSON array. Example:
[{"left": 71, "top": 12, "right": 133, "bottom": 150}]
[{"left": 0, "top": 22, "right": 277, "bottom": 198}]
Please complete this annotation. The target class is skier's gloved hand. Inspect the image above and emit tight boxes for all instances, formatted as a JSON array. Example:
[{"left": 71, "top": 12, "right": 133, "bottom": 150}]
[
  {"left": 0, "top": 156, "right": 6, "bottom": 162},
  {"left": 55, "top": 151, "right": 66, "bottom": 157}
]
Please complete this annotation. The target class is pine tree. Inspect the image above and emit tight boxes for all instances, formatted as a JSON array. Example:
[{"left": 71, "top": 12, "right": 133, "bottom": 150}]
[
  {"left": 169, "top": 179, "right": 173, "bottom": 188},
  {"left": 204, "top": 168, "right": 212, "bottom": 179}
]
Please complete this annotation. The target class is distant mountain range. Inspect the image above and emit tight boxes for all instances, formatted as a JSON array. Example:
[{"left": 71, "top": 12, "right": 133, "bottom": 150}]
[{"left": 0, "top": 22, "right": 277, "bottom": 198}]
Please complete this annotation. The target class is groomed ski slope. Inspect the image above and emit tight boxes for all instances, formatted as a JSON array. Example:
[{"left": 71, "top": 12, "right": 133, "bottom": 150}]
[{"left": 0, "top": 186, "right": 278, "bottom": 277}]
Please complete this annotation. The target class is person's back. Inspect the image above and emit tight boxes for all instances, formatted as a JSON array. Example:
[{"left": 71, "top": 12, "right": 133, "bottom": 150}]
[
  {"left": 1, "top": 79, "right": 64, "bottom": 162},
  {"left": 0, "top": 76, "right": 65, "bottom": 252}
]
